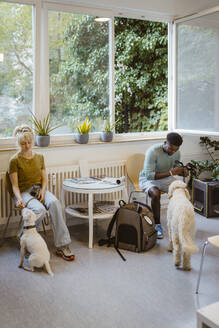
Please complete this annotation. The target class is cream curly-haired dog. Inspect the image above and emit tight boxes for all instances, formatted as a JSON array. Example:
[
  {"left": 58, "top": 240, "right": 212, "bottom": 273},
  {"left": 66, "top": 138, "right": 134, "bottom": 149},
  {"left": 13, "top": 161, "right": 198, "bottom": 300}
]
[
  {"left": 167, "top": 180, "right": 198, "bottom": 270},
  {"left": 18, "top": 208, "right": 53, "bottom": 276}
]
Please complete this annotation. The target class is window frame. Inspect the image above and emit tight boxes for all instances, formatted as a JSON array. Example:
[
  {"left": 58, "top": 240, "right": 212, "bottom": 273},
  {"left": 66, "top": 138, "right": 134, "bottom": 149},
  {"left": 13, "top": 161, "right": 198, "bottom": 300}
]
[
  {"left": 173, "top": 6, "right": 219, "bottom": 137},
  {"left": 0, "top": 0, "right": 171, "bottom": 148},
  {"left": 0, "top": 0, "right": 38, "bottom": 147}
]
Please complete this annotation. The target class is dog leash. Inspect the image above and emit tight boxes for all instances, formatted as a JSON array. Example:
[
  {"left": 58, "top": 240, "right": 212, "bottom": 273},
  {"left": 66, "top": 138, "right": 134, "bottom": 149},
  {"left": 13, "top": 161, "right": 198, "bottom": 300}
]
[{"left": 24, "top": 197, "right": 49, "bottom": 226}]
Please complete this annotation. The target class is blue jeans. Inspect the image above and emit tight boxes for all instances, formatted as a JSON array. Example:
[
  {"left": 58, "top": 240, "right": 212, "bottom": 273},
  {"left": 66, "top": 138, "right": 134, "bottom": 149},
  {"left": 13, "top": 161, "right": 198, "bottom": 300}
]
[{"left": 17, "top": 187, "right": 71, "bottom": 248}]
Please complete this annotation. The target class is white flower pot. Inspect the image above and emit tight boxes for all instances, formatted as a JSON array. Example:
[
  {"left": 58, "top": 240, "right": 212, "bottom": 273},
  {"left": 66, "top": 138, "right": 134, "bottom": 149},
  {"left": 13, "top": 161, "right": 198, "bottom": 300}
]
[{"left": 35, "top": 135, "right": 50, "bottom": 147}]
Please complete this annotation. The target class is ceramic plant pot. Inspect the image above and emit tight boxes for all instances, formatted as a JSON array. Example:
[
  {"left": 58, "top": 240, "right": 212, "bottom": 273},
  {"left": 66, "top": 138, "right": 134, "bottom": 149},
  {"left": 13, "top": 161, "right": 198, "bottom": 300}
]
[
  {"left": 75, "top": 133, "right": 89, "bottom": 144},
  {"left": 100, "top": 131, "right": 113, "bottom": 142},
  {"left": 35, "top": 135, "right": 50, "bottom": 147}
]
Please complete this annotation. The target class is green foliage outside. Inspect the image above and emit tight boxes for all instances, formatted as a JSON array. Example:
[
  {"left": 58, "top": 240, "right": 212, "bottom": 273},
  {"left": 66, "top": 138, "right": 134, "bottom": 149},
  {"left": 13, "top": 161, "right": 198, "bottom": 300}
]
[
  {"left": 114, "top": 18, "right": 168, "bottom": 133},
  {"left": 0, "top": 2, "right": 33, "bottom": 137},
  {"left": 0, "top": 3, "right": 168, "bottom": 137},
  {"left": 49, "top": 15, "right": 168, "bottom": 133},
  {"left": 49, "top": 13, "right": 109, "bottom": 132}
]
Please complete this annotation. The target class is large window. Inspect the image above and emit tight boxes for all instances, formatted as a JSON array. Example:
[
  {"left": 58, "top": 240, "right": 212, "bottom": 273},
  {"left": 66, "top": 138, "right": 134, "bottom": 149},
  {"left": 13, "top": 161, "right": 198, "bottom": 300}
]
[
  {"left": 48, "top": 11, "right": 110, "bottom": 134},
  {"left": 0, "top": 1, "right": 169, "bottom": 141},
  {"left": 0, "top": 2, "right": 33, "bottom": 138},
  {"left": 115, "top": 18, "right": 168, "bottom": 133},
  {"left": 176, "top": 11, "right": 219, "bottom": 132}
]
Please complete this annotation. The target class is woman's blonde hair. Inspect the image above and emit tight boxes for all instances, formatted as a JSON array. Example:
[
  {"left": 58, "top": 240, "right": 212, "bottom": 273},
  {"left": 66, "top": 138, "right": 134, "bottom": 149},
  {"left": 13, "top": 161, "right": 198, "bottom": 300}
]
[{"left": 13, "top": 125, "right": 34, "bottom": 145}]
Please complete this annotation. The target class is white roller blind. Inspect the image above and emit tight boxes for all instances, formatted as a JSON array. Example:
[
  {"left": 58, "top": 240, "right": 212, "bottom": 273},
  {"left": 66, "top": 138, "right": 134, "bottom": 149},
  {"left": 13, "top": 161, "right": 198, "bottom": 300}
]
[{"left": 176, "top": 11, "right": 219, "bottom": 132}]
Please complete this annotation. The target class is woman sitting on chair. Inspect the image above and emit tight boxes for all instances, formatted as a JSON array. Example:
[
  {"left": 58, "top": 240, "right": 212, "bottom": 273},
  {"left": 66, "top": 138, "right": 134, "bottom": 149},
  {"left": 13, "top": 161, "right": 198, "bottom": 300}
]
[{"left": 9, "top": 125, "right": 75, "bottom": 261}]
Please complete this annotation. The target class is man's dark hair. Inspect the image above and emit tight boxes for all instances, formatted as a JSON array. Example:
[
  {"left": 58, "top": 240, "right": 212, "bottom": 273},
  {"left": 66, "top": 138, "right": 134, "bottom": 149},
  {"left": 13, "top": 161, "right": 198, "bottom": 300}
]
[{"left": 166, "top": 132, "right": 183, "bottom": 147}]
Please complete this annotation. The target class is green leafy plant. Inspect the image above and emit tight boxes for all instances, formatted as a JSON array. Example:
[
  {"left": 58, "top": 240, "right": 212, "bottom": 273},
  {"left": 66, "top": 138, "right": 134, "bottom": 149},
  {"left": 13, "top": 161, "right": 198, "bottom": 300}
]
[
  {"left": 30, "top": 112, "right": 63, "bottom": 136},
  {"left": 188, "top": 137, "right": 219, "bottom": 181},
  {"left": 103, "top": 118, "right": 119, "bottom": 132},
  {"left": 77, "top": 117, "right": 92, "bottom": 134}
]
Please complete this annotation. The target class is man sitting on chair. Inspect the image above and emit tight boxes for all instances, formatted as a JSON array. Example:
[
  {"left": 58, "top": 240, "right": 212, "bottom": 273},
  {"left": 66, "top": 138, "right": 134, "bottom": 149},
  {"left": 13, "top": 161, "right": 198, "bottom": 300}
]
[{"left": 139, "top": 132, "right": 188, "bottom": 239}]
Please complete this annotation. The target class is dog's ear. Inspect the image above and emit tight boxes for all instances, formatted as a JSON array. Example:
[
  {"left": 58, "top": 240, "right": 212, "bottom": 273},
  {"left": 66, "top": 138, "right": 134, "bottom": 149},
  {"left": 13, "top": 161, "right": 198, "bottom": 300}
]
[
  {"left": 22, "top": 208, "right": 29, "bottom": 220},
  {"left": 168, "top": 182, "right": 176, "bottom": 199},
  {"left": 22, "top": 208, "right": 32, "bottom": 224},
  {"left": 184, "top": 188, "right": 191, "bottom": 200}
]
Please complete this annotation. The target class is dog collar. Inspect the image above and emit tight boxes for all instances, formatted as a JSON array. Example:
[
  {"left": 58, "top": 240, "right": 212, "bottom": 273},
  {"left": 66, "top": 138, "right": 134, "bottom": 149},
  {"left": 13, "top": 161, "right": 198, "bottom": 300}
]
[{"left": 23, "top": 225, "right": 36, "bottom": 230}]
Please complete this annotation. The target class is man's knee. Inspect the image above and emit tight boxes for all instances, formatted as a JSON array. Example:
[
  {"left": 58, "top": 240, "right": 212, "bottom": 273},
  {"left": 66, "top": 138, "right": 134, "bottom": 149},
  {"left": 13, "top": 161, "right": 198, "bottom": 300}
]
[{"left": 148, "top": 187, "right": 161, "bottom": 200}]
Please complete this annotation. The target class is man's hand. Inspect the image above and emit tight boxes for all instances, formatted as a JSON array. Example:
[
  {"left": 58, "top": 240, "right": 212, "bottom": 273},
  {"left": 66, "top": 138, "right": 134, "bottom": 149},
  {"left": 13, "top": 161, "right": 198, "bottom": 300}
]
[
  {"left": 172, "top": 166, "right": 189, "bottom": 177},
  {"left": 37, "top": 189, "right": 45, "bottom": 203}
]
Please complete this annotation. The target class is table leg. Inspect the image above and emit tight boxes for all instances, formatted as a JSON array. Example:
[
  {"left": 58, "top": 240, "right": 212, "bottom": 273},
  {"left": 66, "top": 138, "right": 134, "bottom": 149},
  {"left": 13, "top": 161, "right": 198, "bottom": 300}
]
[
  {"left": 88, "top": 193, "right": 94, "bottom": 249},
  {"left": 122, "top": 187, "right": 129, "bottom": 203}
]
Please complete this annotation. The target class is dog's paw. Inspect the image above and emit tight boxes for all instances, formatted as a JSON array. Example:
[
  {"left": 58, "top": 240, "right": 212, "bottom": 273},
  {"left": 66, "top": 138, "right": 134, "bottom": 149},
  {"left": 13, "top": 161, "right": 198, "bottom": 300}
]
[
  {"left": 168, "top": 248, "right": 173, "bottom": 252},
  {"left": 18, "top": 264, "right": 23, "bottom": 269},
  {"left": 23, "top": 266, "right": 34, "bottom": 272},
  {"left": 174, "top": 262, "right": 180, "bottom": 267},
  {"left": 183, "top": 266, "right": 191, "bottom": 271}
]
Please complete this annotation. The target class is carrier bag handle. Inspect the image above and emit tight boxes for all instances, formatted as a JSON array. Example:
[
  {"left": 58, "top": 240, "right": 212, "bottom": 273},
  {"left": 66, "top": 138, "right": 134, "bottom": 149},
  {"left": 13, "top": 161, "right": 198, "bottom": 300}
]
[
  {"left": 133, "top": 201, "right": 152, "bottom": 212},
  {"left": 119, "top": 200, "right": 126, "bottom": 207}
]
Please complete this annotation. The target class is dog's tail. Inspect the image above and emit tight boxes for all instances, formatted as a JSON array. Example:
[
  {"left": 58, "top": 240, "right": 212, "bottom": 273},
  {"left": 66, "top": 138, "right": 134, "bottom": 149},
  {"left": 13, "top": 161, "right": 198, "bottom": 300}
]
[{"left": 44, "top": 261, "right": 54, "bottom": 277}]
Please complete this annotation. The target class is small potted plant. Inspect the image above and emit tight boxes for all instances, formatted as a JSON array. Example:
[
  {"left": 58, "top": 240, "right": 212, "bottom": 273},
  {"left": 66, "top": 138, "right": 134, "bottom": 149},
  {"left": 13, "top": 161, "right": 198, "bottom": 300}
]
[
  {"left": 187, "top": 136, "right": 219, "bottom": 186},
  {"left": 30, "top": 112, "right": 63, "bottom": 147},
  {"left": 75, "top": 117, "right": 92, "bottom": 144},
  {"left": 100, "top": 119, "right": 118, "bottom": 142}
]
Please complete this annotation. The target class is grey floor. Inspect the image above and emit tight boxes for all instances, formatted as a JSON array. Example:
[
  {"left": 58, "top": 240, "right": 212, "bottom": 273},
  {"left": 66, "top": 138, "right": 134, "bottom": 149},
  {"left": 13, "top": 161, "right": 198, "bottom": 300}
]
[{"left": 0, "top": 208, "right": 219, "bottom": 328}]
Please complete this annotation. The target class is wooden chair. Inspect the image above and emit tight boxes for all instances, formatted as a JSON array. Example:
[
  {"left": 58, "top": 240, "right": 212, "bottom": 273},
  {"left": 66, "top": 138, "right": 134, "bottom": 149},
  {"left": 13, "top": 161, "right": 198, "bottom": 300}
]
[
  {"left": 1, "top": 172, "right": 48, "bottom": 246},
  {"left": 126, "top": 153, "right": 148, "bottom": 203},
  {"left": 126, "top": 153, "right": 166, "bottom": 204}
]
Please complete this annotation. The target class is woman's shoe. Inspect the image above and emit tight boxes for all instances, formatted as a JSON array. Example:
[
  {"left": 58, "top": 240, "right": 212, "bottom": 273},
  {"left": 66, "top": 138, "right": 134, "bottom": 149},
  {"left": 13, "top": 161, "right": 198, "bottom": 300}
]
[{"left": 56, "top": 246, "right": 75, "bottom": 261}]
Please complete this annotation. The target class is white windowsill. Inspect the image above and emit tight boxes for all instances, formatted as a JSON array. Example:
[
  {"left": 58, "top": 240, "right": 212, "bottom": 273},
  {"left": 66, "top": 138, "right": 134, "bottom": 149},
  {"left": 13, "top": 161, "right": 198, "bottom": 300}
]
[{"left": 0, "top": 131, "right": 167, "bottom": 152}]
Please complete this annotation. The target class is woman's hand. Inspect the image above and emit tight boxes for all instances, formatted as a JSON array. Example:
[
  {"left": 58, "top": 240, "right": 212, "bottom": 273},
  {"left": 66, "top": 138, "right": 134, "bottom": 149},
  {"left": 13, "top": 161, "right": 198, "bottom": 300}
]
[
  {"left": 37, "top": 189, "right": 45, "bottom": 203},
  {"left": 16, "top": 199, "right": 25, "bottom": 209}
]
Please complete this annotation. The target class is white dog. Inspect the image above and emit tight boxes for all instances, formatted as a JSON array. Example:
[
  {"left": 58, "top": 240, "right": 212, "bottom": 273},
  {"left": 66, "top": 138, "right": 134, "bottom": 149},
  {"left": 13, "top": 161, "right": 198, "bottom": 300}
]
[
  {"left": 167, "top": 180, "right": 198, "bottom": 270},
  {"left": 18, "top": 208, "right": 53, "bottom": 276}
]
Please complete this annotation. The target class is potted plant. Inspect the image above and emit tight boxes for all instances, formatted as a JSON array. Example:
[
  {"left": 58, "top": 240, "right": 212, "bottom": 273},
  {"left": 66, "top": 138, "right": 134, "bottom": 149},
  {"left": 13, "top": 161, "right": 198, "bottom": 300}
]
[
  {"left": 100, "top": 119, "right": 118, "bottom": 142},
  {"left": 30, "top": 112, "right": 63, "bottom": 147},
  {"left": 187, "top": 136, "right": 219, "bottom": 183},
  {"left": 75, "top": 117, "right": 92, "bottom": 144}
]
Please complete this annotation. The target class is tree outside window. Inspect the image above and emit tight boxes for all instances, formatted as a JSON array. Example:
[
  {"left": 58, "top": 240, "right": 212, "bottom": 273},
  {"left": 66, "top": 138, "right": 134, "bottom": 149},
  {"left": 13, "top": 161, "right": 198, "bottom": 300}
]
[
  {"left": 0, "top": 2, "right": 33, "bottom": 138},
  {"left": 0, "top": 3, "right": 168, "bottom": 138}
]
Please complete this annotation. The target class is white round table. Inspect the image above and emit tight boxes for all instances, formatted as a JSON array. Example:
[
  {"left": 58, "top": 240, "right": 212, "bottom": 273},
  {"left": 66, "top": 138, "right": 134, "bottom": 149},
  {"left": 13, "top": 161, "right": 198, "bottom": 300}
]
[{"left": 62, "top": 179, "right": 128, "bottom": 248}]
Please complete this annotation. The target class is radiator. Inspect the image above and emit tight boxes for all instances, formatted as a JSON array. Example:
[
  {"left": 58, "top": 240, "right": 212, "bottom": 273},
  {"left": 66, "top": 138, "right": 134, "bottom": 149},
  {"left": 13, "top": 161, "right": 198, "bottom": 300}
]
[{"left": 0, "top": 160, "right": 127, "bottom": 221}]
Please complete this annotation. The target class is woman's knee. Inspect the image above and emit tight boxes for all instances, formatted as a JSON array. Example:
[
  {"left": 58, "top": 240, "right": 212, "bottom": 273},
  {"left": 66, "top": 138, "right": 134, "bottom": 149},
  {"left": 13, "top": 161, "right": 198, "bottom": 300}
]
[
  {"left": 48, "top": 199, "right": 62, "bottom": 211},
  {"left": 26, "top": 200, "right": 46, "bottom": 216}
]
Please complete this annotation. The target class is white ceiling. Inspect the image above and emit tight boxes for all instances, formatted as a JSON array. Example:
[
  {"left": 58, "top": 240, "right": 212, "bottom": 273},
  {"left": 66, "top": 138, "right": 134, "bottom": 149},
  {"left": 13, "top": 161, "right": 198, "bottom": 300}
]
[{"left": 60, "top": 0, "right": 219, "bottom": 21}]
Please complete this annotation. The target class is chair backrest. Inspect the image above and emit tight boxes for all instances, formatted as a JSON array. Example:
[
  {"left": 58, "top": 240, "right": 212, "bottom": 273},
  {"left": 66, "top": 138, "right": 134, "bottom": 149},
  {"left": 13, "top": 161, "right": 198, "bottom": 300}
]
[
  {"left": 79, "top": 160, "right": 89, "bottom": 177},
  {"left": 126, "top": 154, "right": 145, "bottom": 191},
  {"left": 4, "top": 172, "right": 14, "bottom": 198}
]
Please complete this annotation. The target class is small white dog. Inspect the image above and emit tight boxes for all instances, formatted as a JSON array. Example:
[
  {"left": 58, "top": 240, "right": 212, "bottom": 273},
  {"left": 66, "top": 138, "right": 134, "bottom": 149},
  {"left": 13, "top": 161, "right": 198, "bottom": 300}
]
[
  {"left": 19, "top": 208, "right": 53, "bottom": 276},
  {"left": 167, "top": 180, "right": 198, "bottom": 270}
]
